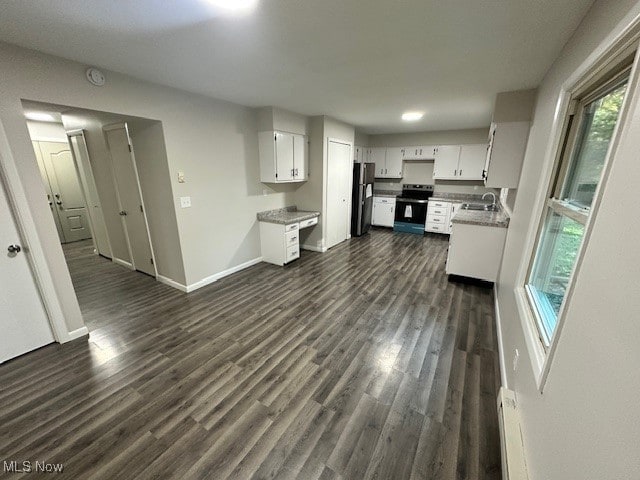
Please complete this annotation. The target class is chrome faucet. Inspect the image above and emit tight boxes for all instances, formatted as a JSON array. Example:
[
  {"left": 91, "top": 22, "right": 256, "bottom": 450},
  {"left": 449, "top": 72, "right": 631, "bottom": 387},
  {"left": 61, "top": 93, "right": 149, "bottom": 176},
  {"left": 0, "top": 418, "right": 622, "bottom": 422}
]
[{"left": 482, "top": 192, "right": 497, "bottom": 206}]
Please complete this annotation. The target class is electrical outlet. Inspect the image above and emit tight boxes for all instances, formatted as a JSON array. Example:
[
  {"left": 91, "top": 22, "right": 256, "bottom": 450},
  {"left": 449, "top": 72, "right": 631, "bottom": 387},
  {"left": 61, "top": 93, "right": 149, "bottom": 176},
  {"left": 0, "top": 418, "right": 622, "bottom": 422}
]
[
  {"left": 180, "top": 196, "right": 191, "bottom": 208},
  {"left": 513, "top": 349, "right": 520, "bottom": 371}
]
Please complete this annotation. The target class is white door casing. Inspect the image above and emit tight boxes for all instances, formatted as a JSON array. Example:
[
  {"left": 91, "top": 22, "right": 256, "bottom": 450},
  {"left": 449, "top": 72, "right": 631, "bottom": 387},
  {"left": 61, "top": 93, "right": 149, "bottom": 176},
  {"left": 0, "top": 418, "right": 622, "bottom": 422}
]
[
  {"left": 103, "top": 123, "right": 156, "bottom": 277},
  {"left": 67, "top": 130, "right": 113, "bottom": 258},
  {"left": 0, "top": 174, "right": 55, "bottom": 363},
  {"left": 326, "top": 139, "right": 352, "bottom": 249}
]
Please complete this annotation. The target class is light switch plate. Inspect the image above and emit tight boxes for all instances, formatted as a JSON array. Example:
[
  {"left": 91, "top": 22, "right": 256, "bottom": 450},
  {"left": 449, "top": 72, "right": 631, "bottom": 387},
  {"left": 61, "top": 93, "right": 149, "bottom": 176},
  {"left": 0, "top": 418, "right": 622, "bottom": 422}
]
[
  {"left": 180, "top": 196, "right": 191, "bottom": 208},
  {"left": 178, "top": 171, "right": 185, "bottom": 183}
]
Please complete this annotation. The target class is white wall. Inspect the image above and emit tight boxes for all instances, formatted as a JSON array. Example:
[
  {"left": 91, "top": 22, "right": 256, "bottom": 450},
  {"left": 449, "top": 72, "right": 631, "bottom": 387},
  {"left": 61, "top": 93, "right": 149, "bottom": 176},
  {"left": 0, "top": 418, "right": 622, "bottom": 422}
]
[
  {"left": 293, "top": 116, "right": 355, "bottom": 250},
  {"left": 495, "top": 1, "right": 640, "bottom": 479},
  {"left": 26, "top": 121, "right": 67, "bottom": 142},
  {"left": 128, "top": 120, "right": 186, "bottom": 284}
]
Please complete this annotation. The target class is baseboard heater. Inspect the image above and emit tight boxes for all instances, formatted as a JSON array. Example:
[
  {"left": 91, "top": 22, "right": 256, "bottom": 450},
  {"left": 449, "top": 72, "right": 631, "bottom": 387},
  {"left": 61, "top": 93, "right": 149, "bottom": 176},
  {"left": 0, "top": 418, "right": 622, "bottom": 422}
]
[{"left": 497, "top": 387, "right": 529, "bottom": 480}]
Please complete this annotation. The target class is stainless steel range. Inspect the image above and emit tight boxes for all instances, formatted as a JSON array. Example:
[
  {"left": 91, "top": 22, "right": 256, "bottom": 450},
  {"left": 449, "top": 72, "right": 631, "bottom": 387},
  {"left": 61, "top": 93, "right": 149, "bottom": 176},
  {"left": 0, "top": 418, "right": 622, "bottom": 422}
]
[{"left": 393, "top": 184, "right": 434, "bottom": 234}]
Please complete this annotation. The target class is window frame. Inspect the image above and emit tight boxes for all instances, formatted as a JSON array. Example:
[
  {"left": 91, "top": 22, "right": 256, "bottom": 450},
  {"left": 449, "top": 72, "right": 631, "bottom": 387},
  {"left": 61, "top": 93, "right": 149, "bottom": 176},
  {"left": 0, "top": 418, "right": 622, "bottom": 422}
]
[{"left": 515, "top": 40, "right": 640, "bottom": 392}]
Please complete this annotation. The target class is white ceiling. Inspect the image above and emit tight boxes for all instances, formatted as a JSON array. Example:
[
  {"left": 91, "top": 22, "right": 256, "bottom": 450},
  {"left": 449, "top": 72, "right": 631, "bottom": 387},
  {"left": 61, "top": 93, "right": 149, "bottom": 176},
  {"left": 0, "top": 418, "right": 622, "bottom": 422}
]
[{"left": 1, "top": 0, "right": 594, "bottom": 134}]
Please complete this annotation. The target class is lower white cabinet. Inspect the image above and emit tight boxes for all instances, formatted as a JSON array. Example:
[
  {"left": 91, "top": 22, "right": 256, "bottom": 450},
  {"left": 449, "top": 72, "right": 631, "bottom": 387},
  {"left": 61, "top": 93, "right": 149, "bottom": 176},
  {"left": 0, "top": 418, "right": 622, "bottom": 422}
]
[
  {"left": 372, "top": 196, "right": 395, "bottom": 227},
  {"left": 446, "top": 223, "right": 507, "bottom": 282},
  {"left": 426, "top": 200, "right": 464, "bottom": 234},
  {"left": 260, "top": 222, "right": 301, "bottom": 266},
  {"left": 260, "top": 217, "right": 318, "bottom": 266}
]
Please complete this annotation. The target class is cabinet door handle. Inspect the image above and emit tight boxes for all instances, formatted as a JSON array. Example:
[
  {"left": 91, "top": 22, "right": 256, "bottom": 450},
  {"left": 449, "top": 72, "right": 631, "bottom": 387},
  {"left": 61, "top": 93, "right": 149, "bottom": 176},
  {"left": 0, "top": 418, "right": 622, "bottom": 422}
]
[
  {"left": 459, "top": 169, "right": 462, "bottom": 176},
  {"left": 454, "top": 169, "right": 457, "bottom": 176}
]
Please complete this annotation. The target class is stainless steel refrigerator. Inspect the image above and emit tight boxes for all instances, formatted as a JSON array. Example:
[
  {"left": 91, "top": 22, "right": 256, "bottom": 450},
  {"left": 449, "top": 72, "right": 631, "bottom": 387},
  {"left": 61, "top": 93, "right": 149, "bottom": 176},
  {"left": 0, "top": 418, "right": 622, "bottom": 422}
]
[{"left": 351, "top": 162, "right": 375, "bottom": 236}]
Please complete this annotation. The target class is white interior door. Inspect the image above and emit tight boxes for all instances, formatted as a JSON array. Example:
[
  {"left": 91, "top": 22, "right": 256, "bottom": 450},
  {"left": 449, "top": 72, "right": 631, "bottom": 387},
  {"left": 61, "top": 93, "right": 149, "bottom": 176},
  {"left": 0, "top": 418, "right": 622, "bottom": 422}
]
[
  {"left": 38, "top": 141, "right": 93, "bottom": 243},
  {"left": 68, "top": 132, "right": 112, "bottom": 257},
  {"left": 0, "top": 176, "right": 55, "bottom": 363},
  {"left": 104, "top": 124, "right": 156, "bottom": 277},
  {"left": 32, "top": 141, "right": 65, "bottom": 243},
  {"left": 326, "top": 140, "right": 352, "bottom": 249}
]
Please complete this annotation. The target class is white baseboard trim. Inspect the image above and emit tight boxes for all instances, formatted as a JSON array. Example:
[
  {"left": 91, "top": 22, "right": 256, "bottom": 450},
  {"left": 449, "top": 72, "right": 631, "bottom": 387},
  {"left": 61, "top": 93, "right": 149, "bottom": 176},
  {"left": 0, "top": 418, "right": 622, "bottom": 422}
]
[
  {"left": 61, "top": 326, "right": 90, "bottom": 343},
  {"left": 494, "top": 286, "right": 508, "bottom": 389},
  {"left": 185, "top": 257, "right": 263, "bottom": 293},
  {"left": 301, "top": 244, "right": 327, "bottom": 253},
  {"left": 157, "top": 275, "right": 188, "bottom": 293},
  {"left": 112, "top": 257, "right": 134, "bottom": 269}
]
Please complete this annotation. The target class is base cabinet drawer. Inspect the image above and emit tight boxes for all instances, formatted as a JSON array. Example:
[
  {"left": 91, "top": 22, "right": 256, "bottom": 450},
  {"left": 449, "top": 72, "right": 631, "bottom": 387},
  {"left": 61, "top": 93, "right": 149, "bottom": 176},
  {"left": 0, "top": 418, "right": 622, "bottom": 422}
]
[
  {"left": 286, "top": 245, "right": 300, "bottom": 262},
  {"left": 425, "top": 222, "right": 447, "bottom": 233},
  {"left": 426, "top": 214, "right": 447, "bottom": 224},
  {"left": 285, "top": 229, "right": 299, "bottom": 247},
  {"left": 299, "top": 217, "right": 318, "bottom": 229}
]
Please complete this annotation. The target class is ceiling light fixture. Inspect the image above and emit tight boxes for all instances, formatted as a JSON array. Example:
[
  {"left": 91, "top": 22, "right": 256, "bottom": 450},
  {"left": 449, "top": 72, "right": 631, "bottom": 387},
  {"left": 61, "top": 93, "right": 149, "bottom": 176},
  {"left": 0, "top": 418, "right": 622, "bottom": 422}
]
[
  {"left": 205, "top": 0, "right": 258, "bottom": 13},
  {"left": 25, "top": 112, "right": 56, "bottom": 122},
  {"left": 402, "top": 111, "right": 424, "bottom": 122}
]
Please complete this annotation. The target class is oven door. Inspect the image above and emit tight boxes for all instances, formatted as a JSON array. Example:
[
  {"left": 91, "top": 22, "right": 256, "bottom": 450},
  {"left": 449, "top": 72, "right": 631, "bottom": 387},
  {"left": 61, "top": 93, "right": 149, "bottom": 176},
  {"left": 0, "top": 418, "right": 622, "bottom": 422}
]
[{"left": 394, "top": 198, "right": 428, "bottom": 234}]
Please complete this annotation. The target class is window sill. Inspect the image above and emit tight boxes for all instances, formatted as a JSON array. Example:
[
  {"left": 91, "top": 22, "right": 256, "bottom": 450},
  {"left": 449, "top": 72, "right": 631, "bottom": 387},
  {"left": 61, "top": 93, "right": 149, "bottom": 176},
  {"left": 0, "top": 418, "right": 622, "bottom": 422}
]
[{"left": 514, "top": 286, "right": 548, "bottom": 391}]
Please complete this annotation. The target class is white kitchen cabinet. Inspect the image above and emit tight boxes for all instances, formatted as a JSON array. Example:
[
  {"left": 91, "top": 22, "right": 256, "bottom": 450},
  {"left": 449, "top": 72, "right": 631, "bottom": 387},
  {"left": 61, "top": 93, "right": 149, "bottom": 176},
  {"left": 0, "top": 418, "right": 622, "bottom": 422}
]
[
  {"left": 483, "top": 121, "right": 531, "bottom": 188},
  {"left": 369, "top": 148, "right": 387, "bottom": 177},
  {"left": 384, "top": 148, "right": 404, "bottom": 178},
  {"left": 426, "top": 199, "right": 451, "bottom": 234},
  {"left": 433, "top": 146, "right": 461, "bottom": 179},
  {"left": 457, "top": 144, "right": 487, "bottom": 180},
  {"left": 449, "top": 203, "right": 463, "bottom": 232},
  {"left": 370, "top": 147, "right": 403, "bottom": 179},
  {"left": 260, "top": 221, "right": 300, "bottom": 266},
  {"left": 260, "top": 216, "right": 319, "bottom": 266},
  {"left": 446, "top": 222, "right": 507, "bottom": 282},
  {"left": 433, "top": 144, "right": 487, "bottom": 180},
  {"left": 259, "top": 131, "right": 308, "bottom": 183},
  {"left": 372, "top": 196, "right": 395, "bottom": 227},
  {"left": 354, "top": 145, "right": 365, "bottom": 163},
  {"left": 402, "top": 145, "right": 437, "bottom": 160}
]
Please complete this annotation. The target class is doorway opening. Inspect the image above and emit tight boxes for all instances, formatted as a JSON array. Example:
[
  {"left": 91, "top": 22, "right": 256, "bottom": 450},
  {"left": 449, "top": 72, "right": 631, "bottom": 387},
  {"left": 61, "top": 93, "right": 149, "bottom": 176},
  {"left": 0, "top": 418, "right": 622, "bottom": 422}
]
[{"left": 22, "top": 100, "right": 173, "bottom": 328}]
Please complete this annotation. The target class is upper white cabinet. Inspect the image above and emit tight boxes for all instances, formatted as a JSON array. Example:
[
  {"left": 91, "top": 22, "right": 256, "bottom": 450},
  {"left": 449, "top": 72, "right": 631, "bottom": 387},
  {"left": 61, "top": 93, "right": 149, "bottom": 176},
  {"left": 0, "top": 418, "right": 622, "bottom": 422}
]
[
  {"left": 402, "top": 145, "right": 437, "bottom": 160},
  {"left": 259, "top": 131, "right": 308, "bottom": 183},
  {"left": 433, "top": 145, "right": 461, "bottom": 179},
  {"left": 483, "top": 121, "right": 531, "bottom": 188},
  {"left": 354, "top": 145, "right": 365, "bottom": 163},
  {"left": 433, "top": 144, "right": 486, "bottom": 180},
  {"left": 370, "top": 147, "right": 403, "bottom": 178},
  {"left": 368, "top": 147, "right": 385, "bottom": 176},
  {"left": 458, "top": 144, "right": 488, "bottom": 180},
  {"left": 384, "top": 148, "right": 404, "bottom": 178}
]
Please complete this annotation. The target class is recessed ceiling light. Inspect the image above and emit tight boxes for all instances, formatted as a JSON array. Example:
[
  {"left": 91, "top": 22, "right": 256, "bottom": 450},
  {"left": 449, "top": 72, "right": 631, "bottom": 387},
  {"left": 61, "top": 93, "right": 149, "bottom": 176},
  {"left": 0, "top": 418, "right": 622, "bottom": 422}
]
[
  {"left": 402, "top": 111, "right": 424, "bottom": 122},
  {"left": 25, "top": 112, "right": 56, "bottom": 122},
  {"left": 205, "top": 0, "right": 258, "bottom": 13}
]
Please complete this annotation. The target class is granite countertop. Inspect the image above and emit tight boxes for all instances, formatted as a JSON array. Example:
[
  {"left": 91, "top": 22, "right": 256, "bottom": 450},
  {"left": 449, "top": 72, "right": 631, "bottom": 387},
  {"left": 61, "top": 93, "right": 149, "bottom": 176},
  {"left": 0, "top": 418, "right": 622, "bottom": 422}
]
[
  {"left": 257, "top": 206, "right": 320, "bottom": 225},
  {"left": 373, "top": 190, "right": 400, "bottom": 197},
  {"left": 430, "top": 192, "right": 491, "bottom": 203},
  {"left": 429, "top": 192, "right": 510, "bottom": 228},
  {"left": 451, "top": 206, "right": 510, "bottom": 228}
]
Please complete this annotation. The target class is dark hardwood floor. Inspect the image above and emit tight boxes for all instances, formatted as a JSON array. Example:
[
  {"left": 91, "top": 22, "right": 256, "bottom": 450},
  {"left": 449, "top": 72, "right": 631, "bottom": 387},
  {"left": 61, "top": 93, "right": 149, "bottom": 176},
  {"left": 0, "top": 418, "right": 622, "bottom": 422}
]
[{"left": 0, "top": 229, "right": 501, "bottom": 479}]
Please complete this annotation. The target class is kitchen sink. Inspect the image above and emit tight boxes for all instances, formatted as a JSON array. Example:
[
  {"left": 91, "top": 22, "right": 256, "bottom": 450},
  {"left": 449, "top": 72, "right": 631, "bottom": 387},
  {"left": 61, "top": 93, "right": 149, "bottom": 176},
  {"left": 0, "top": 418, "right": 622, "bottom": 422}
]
[{"left": 461, "top": 203, "right": 499, "bottom": 212}]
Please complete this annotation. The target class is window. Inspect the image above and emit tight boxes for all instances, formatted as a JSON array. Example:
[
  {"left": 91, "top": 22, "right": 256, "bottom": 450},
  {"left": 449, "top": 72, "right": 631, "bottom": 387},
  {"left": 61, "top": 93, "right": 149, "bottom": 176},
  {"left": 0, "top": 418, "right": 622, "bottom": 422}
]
[{"left": 526, "top": 66, "right": 631, "bottom": 346}]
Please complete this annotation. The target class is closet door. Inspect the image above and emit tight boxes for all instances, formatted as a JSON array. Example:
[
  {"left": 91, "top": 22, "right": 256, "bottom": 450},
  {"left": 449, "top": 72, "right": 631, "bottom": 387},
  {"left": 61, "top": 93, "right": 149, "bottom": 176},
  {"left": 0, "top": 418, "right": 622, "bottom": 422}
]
[
  {"left": 326, "top": 139, "right": 353, "bottom": 249},
  {"left": 104, "top": 124, "right": 156, "bottom": 277}
]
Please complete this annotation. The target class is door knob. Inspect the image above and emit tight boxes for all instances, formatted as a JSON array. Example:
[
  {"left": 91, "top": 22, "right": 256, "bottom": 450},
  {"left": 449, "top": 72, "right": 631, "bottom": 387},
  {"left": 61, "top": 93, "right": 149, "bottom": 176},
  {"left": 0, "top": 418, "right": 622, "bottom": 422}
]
[
  {"left": 8, "top": 245, "right": 21, "bottom": 253},
  {"left": 119, "top": 211, "right": 128, "bottom": 216}
]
